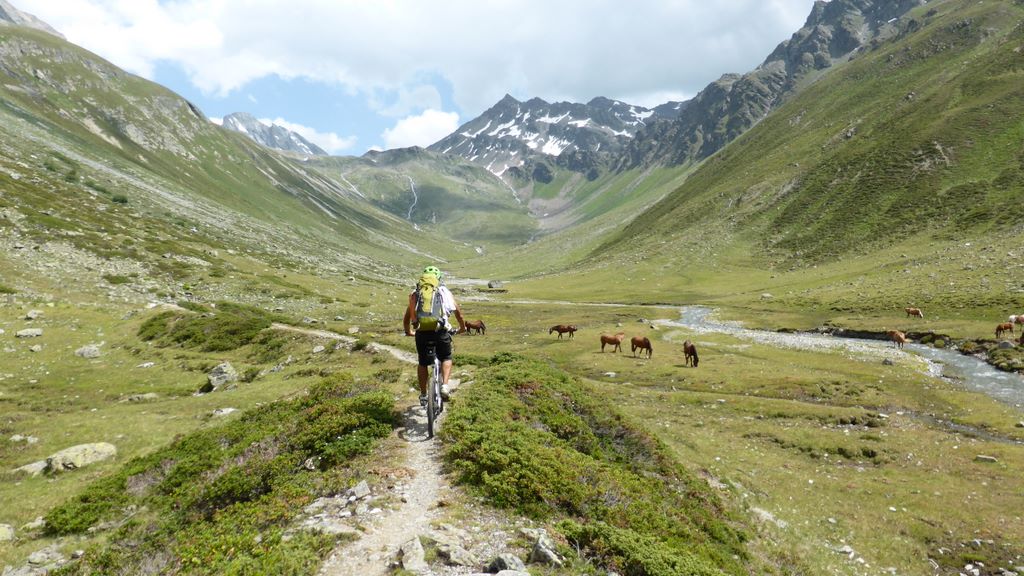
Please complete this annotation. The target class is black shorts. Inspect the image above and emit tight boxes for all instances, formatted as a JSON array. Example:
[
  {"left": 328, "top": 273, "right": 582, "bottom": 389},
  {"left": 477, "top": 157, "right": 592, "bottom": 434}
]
[{"left": 415, "top": 329, "right": 452, "bottom": 366}]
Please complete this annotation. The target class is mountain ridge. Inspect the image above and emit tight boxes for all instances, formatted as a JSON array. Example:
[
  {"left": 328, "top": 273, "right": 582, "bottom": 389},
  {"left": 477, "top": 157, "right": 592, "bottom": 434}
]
[{"left": 221, "top": 111, "right": 328, "bottom": 157}]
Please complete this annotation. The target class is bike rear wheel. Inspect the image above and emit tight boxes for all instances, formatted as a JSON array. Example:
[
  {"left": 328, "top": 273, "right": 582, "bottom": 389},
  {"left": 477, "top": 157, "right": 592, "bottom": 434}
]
[{"left": 426, "top": 359, "right": 440, "bottom": 438}]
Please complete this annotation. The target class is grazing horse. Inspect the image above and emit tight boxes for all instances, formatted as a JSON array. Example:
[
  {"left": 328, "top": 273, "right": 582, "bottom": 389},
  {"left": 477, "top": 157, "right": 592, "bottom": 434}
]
[
  {"left": 683, "top": 340, "right": 699, "bottom": 367},
  {"left": 905, "top": 307, "right": 924, "bottom": 319},
  {"left": 996, "top": 322, "right": 1015, "bottom": 339},
  {"left": 1010, "top": 314, "right": 1024, "bottom": 325},
  {"left": 549, "top": 324, "right": 577, "bottom": 339},
  {"left": 630, "top": 336, "right": 652, "bottom": 358},
  {"left": 887, "top": 329, "right": 908, "bottom": 349},
  {"left": 600, "top": 332, "right": 626, "bottom": 353},
  {"left": 465, "top": 319, "right": 486, "bottom": 335}
]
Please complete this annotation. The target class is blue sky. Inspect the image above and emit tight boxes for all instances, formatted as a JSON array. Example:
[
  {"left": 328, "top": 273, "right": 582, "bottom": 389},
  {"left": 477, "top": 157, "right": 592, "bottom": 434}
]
[{"left": 17, "top": 0, "right": 816, "bottom": 155}]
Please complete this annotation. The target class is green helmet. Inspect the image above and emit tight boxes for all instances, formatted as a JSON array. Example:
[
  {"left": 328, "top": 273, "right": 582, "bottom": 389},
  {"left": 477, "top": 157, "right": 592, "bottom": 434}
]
[{"left": 422, "top": 265, "right": 442, "bottom": 279}]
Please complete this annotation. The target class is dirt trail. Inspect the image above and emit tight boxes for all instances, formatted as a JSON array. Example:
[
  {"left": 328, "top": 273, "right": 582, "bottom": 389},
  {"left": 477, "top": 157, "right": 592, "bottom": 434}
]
[{"left": 269, "top": 323, "right": 459, "bottom": 574}]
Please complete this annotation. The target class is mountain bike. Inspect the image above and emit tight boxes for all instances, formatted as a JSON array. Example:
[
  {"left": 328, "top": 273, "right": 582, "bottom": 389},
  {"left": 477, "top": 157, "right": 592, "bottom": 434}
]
[{"left": 426, "top": 354, "right": 444, "bottom": 438}]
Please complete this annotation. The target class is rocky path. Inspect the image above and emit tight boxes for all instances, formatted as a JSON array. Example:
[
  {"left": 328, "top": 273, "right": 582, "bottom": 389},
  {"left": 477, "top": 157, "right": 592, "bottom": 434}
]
[
  {"left": 268, "top": 323, "right": 483, "bottom": 575},
  {"left": 317, "top": 388, "right": 457, "bottom": 576}
]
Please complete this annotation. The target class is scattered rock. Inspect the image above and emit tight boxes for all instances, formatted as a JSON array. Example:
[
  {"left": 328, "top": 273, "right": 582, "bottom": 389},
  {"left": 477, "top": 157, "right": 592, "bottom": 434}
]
[
  {"left": 75, "top": 344, "right": 102, "bottom": 358},
  {"left": 25, "top": 310, "right": 43, "bottom": 320},
  {"left": 974, "top": 455, "right": 998, "bottom": 463},
  {"left": 997, "top": 340, "right": 1015, "bottom": 350},
  {"left": 20, "top": 517, "right": 45, "bottom": 532},
  {"left": 121, "top": 393, "right": 159, "bottom": 403},
  {"left": 25, "top": 544, "right": 67, "bottom": 570},
  {"left": 28, "top": 345, "right": 42, "bottom": 353},
  {"left": 45, "top": 442, "right": 118, "bottom": 473},
  {"left": 312, "top": 345, "right": 326, "bottom": 354},
  {"left": 302, "top": 316, "right": 318, "bottom": 325},
  {"left": 488, "top": 552, "right": 527, "bottom": 572},
  {"left": 603, "top": 372, "right": 617, "bottom": 378},
  {"left": 0, "top": 524, "right": 14, "bottom": 542},
  {"left": 1016, "top": 421, "right": 1024, "bottom": 428},
  {"left": 202, "top": 362, "right": 238, "bottom": 393},
  {"left": 527, "top": 531, "right": 563, "bottom": 567},
  {"left": 882, "top": 358, "right": 894, "bottom": 366},
  {"left": 334, "top": 315, "right": 345, "bottom": 321},
  {"left": 487, "top": 280, "right": 504, "bottom": 289},
  {"left": 349, "top": 480, "right": 371, "bottom": 500},
  {"left": 13, "top": 460, "right": 47, "bottom": 477},
  {"left": 136, "top": 362, "right": 155, "bottom": 368},
  {"left": 761, "top": 293, "right": 774, "bottom": 300},
  {"left": 9, "top": 434, "right": 39, "bottom": 444},
  {"left": 15, "top": 328, "right": 43, "bottom": 338},
  {"left": 211, "top": 408, "right": 237, "bottom": 417},
  {"left": 399, "top": 537, "right": 428, "bottom": 571},
  {"left": 348, "top": 326, "right": 361, "bottom": 335}
]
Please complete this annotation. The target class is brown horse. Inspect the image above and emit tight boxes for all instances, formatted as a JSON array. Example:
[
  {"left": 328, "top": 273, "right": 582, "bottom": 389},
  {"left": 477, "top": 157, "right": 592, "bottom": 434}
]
[
  {"left": 683, "top": 340, "right": 699, "bottom": 367},
  {"left": 549, "top": 324, "right": 577, "bottom": 339},
  {"left": 630, "top": 336, "right": 652, "bottom": 358},
  {"left": 905, "top": 307, "right": 924, "bottom": 319},
  {"left": 600, "top": 332, "right": 625, "bottom": 353},
  {"left": 1010, "top": 314, "right": 1024, "bottom": 325},
  {"left": 996, "top": 322, "right": 1015, "bottom": 339},
  {"left": 465, "top": 319, "right": 486, "bottom": 335},
  {"left": 887, "top": 329, "right": 907, "bottom": 349}
]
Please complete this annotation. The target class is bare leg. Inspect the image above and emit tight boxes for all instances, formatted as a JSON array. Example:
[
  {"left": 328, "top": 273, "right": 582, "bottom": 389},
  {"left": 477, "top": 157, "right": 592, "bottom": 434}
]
[
  {"left": 441, "top": 359, "right": 453, "bottom": 385},
  {"left": 417, "top": 365, "right": 428, "bottom": 395}
]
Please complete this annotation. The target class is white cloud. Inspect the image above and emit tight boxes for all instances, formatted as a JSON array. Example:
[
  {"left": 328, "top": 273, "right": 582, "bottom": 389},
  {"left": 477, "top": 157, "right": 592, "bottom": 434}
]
[
  {"left": 382, "top": 110, "right": 460, "bottom": 150},
  {"left": 18, "top": 1, "right": 816, "bottom": 117},
  {"left": 261, "top": 117, "right": 357, "bottom": 154}
]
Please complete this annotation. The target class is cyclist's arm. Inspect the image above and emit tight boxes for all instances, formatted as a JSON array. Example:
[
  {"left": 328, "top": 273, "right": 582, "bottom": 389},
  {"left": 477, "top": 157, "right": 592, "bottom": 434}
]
[
  {"left": 403, "top": 293, "right": 416, "bottom": 336},
  {"left": 452, "top": 300, "right": 468, "bottom": 333}
]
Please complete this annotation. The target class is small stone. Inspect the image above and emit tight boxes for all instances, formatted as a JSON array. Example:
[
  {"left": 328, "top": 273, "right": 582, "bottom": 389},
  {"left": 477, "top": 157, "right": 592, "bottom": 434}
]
[
  {"left": 136, "top": 362, "right": 155, "bottom": 368},
  {"left": 998, "top": 340, "right": 1014, "bottom": 350},
  {"left": 348, "top": 326, "right": 360, "bottom": 335},
  {"left": 489, "top": 552, "right": 527, "bottom": 572},
  {"left": 761, "top": 293, "right": 774, "bottom": 300},
  {"left": 302, "top": 316, "right": 317, "bottom": 325},
  {"left": 312, "top": 345, "right": 325, "bottom": 354},
  {"left": 212, "top": 408, "right": 237, "bottom": 417},
  {"left": 528, "top": 532, "right": 563, "bottom": 567},
  {"left": 21, "top": 517, "right": 45, "bottom": 532},
  {"left": 0, "top": 524, "right": 14, "bottom": 542},
  {"left": 122, "top": 393, "right": 159, "bottom": 403},
  {"left": 75, "top": 344, "right": 102, "bottom": 358},
  {"left": 399, "top": 537, "right": 428, "bottom": 571},
  {"left": 603, "top": 372, "right": 617, "bottom": 378},
  {"left": 882, "top": 358, "right": 894, "bottom": 366},
  {"left": 15, "top": 328, "right": 43, "bottom": 338},
  {"left": 28, "top": 344, "right": 42, "bottom": 352},
  {"left": 974, "top": 455, "right": 998, "bottom": 463},
  {"left": 1016, "top": 421, "right": 1024, "bottom": 428},
  {"left": 203, "top": 362, "right": 238, "bottom": 393},
  {"left": 25, "top": 310, "right": 43, "bottom": 320},
  {"left": 349, "top": 480, "right": 371, "bottom": 500}
]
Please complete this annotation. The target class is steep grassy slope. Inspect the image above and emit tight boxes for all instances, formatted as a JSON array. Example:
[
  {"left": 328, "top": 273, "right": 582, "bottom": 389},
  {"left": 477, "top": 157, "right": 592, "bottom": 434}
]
[
  {"left": 608, "top": 0, "right": 1024, "bottom": 264},
  {"left": 308, "top": 149, "right": 536, "bottom": 250}
]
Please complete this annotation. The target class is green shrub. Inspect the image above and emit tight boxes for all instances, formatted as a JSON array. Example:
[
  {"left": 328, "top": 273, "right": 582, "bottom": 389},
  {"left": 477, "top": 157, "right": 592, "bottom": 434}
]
[
  {"left": 373, "top": 367, "right": 402, "bottom": 383},
  {"left": 442, "top": 356, "right": 749, "bottom": 574},
  {"left": 111, "top": 194, "right": 129, "bottom": 204},
  {"left": 559, "top": 520, "right": 722, "bottom": 576},
  {"left": 137, "top": 302, "right": 279, "bottom": 352},
  {"left": 47, "top": 372, "right": 394, "bottom": 573},
  {"left": 0, "top": 284, "right": 16, "bottom": 294}
]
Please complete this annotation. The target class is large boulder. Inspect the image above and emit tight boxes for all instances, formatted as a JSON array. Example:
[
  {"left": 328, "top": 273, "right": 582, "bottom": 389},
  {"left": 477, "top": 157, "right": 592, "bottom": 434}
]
[
  {"left": 202, "top": 362, "right": 238, "bottom": 393},
  {"left": 45, "top": 442, "right": 117, "bottom": 473}
]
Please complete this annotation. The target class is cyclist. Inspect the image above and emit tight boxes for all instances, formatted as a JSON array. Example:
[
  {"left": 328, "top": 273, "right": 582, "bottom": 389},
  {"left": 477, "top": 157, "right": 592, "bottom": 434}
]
[{"left": 403, "top": 265, "right": 467, "bottom": 405}]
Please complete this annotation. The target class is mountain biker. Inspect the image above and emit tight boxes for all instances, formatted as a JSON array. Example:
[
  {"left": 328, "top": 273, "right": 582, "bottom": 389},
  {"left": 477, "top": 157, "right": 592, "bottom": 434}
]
[{"left": 403, "top": 265, "right": 467, "bottom": 405}]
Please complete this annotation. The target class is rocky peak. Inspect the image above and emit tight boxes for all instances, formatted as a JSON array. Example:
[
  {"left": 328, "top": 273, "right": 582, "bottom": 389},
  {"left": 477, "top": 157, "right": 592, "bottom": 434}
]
[
  {"left": 618, "top": 0, "right": 925, "bottom": 170},
  {"left": 221, "top": 112, "right": 327, "bottom": 157},
  {"left": 0, "top": 0, "right": 65, "bottom": 39}
]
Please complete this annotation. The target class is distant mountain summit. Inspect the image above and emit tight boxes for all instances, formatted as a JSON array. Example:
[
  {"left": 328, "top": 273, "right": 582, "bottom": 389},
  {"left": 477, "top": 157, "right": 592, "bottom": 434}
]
[
  {"left": 619, "top": 0, "right": 926, "bottom": 169},
  {"left": 221, "top": 112, "right": 327, "bottom": 157},
  {"left": 0, "top": 0, "right": 65, "bottom": 38},
  {"left": 428, "top": 94, "right": 685, "bottom": 180}
]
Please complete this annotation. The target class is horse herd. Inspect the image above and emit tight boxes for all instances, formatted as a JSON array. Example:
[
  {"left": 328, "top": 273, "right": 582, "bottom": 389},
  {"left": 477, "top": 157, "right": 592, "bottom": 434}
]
[{"left": 888, "top": 307, "right": 1024, "bottom": 348}]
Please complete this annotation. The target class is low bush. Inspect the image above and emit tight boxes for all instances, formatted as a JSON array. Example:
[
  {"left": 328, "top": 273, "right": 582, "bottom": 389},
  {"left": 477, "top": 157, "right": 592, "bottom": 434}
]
[
  {"left": 442, "top": 354, "right": 749, "bottom": 574},
  {"left": 137, "top": 302, "right": 282, "bottom": 352},
  {"left": 47, "top": 372, "right": 394, "bottom": 574}
]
